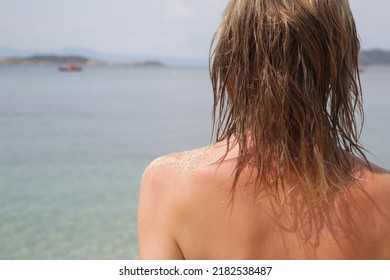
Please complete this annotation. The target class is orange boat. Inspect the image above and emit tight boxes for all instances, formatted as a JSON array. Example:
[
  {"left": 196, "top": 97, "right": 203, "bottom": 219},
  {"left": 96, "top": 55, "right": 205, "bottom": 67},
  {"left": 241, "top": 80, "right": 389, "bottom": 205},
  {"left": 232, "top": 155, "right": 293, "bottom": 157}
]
[{"left": 58, "top": 63, "right": 82, "bottom": 72}]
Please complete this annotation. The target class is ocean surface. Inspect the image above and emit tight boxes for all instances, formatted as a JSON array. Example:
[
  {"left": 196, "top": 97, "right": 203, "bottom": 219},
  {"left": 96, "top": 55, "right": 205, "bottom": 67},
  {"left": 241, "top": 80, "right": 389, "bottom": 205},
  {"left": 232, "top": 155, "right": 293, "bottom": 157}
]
[{"left": 0, "top": 65, "right": 389, "bottom": 260}]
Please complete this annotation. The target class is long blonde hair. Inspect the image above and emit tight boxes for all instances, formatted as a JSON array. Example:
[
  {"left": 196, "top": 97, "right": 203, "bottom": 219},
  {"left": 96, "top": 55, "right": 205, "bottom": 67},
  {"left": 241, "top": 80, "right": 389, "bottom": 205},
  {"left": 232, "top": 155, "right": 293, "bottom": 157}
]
[{"left": 210, "top": 0, "right": 368, "bottom": 203}]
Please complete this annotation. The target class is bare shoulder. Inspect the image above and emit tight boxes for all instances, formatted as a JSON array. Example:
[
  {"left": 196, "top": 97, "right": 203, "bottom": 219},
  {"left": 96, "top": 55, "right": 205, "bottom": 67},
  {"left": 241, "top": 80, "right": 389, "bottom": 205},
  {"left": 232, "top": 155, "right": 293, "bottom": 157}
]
[
  {"left": 142, "top": 145, "right": 216, "bottom": 185},
  {"left": 365, "top": 162, "right": 390, "bottom": 225},
  {"left": 138, "top": 145, "right": 220, "bottom": 259},
  {"left": 370, "top": 164, "right": 390, "bottom": 258},
  {"left": 354, "top": 160, "right": 390, "bottom": 258},
  {"left": 139, "top": 144, "right": 229, "bottom": 209},
  {"left": 350, "top": 157, "right": 390, "bottom": 210},
  {"left": 359, "top": 161, "right": 390, "bottom": 203},
  {"left": 140, "top": 145, "right": 217, "bottom": 208}
]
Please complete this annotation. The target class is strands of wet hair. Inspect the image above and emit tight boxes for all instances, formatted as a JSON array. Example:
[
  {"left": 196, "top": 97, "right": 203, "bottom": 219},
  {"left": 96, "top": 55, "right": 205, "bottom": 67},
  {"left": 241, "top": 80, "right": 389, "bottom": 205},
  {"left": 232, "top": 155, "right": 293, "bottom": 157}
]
[{"left": 210, "top": 0, "right": 369, "bottom": 204}]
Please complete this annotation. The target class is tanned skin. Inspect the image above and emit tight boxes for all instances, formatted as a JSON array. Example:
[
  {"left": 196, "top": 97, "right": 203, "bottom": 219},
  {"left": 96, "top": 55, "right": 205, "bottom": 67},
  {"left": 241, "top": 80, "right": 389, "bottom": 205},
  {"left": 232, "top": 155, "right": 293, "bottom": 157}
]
[{"left": 138, "top": 141, "right": 390, "bottom": 259}]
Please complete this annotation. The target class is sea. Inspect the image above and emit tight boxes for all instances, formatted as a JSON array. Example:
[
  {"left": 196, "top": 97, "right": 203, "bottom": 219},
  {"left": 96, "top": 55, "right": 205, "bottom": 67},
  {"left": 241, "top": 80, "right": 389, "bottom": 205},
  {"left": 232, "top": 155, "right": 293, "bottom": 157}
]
[{"left": 0, "top": 65, "right": 389, "bottom": 260}]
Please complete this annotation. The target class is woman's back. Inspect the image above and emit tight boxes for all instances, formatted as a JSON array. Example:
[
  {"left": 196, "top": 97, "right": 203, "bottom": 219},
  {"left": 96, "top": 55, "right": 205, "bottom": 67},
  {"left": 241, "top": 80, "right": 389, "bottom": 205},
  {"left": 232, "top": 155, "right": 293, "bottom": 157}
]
[
  {"left": 139, "top": 142, "right": 390, "bottom": 259},
  {"left": 138, "top": 0, "right": 390, "bottom": 259}
]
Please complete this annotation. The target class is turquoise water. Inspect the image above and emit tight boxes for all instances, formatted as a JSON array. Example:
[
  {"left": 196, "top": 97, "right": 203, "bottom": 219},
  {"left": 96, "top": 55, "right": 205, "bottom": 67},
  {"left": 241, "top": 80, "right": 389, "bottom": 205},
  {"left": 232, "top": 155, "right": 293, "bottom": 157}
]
[
  {"left": 0, "top": 65, "right": 389, "bottom": 259},
  {"left": 0, "top": 65, "right": 212, "bottom": 259}
]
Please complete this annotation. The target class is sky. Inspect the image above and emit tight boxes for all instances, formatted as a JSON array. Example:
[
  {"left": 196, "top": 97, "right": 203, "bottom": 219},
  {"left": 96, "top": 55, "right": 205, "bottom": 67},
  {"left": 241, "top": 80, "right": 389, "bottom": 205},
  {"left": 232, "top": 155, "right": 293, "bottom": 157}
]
[{"left": 0, "top": 0, "right": 389, "bottom": 61}]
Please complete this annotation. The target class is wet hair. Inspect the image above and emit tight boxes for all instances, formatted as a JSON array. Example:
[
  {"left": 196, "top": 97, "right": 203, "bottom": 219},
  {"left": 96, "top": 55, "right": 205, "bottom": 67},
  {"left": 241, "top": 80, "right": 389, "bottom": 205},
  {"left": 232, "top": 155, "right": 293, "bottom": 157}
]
[{"left": 210, "top": 0, "right": 369, "bottom": 203}]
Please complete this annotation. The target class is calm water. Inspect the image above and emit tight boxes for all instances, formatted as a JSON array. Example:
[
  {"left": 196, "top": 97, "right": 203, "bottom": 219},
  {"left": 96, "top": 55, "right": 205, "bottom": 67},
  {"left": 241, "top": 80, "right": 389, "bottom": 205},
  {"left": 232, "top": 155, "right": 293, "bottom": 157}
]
[{"left": 0, "top": 65, "right": 389, "bottom": 259}]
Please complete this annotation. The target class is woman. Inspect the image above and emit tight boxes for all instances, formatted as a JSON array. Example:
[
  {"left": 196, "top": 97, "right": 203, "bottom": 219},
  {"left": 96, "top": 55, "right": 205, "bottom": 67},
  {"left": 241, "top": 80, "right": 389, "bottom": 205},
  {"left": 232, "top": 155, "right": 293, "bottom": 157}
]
[{"left": 138, "top": 0, "right": 390, "bottom": 259}]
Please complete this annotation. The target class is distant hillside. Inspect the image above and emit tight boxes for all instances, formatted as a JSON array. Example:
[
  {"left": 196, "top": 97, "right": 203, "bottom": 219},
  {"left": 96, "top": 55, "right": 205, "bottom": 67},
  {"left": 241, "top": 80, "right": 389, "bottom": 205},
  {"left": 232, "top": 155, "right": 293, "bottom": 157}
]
[
  {"left": 359, "top": 50, "right": 390, "bottom": 66},
  {"left": 0, "top": 55, "right": 95, "bottom": 65},
  {"left": 0, "top": 55, "right": 164, "bottom": 67},
  {"left": 1, "top": 51, "right": 390, "bottom": 67}
]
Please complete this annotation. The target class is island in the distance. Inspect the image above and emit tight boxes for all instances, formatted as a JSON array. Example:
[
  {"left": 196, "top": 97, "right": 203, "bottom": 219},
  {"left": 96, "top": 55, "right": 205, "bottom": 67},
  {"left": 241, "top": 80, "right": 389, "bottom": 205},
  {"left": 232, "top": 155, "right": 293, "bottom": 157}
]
[
  {"left": 2, "top": 50, "right": 390, "bottom": 67},
  {"left": 0, "top": 55, "right": 164, "bottom": 67}
]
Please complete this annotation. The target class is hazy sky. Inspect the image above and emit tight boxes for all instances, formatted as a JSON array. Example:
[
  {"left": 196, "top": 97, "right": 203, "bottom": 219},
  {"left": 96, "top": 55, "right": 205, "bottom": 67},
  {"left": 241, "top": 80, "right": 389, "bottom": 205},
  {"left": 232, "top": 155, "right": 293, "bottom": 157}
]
[{"left": 0, "top": 0, "right": 389, "bottom": 59}]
